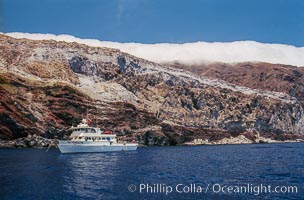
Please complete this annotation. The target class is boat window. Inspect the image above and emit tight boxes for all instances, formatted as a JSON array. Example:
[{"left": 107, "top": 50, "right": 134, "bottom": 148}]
[
  {"left": 91, "top": 129, "right": 96, "bottom": 133},
  {"left": 102, "top": 137, "right": 106, "bottom": 140},
  {"left": 85, "top": 128, "right": 88, "bottom": 133}
]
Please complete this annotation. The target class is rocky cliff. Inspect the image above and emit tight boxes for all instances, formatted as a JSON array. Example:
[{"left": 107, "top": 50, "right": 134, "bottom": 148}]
[
  {"left": 0, "top": 34, "right": 303, "bottom": 146},
  {"left": 170, "top": 62, "right": 304, "bottom": 106}
]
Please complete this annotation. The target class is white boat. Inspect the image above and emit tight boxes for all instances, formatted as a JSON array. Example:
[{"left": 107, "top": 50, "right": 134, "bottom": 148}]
[{"left": 58, "top": 119, "right": 138, "bottom": 153}]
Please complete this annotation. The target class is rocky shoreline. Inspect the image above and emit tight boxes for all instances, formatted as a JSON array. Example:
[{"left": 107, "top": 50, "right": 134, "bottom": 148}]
[
  {"left": 0, "top": 134, "right": 57, "bottom": 148},
  {"left": 184, "top": 135, "right": 304, "bottom": 145},
  {"left": 1, "top": 134, "right": 303, "bottom": 148}
]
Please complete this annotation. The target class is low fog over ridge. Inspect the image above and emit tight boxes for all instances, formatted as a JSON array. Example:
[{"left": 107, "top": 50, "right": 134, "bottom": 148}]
[{"left": 3, "top": 32, "right": 304, "bottom": 67}]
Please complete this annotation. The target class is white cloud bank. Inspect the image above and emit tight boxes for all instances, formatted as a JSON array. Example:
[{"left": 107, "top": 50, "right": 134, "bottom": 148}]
[{"left": 3, "top": 32, "right": 304, "bottom": 67}]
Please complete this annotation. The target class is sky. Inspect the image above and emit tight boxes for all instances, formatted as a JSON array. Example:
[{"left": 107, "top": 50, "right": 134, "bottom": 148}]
[{"left": 1, "top": 0, "right": 304, "bottom": 46}]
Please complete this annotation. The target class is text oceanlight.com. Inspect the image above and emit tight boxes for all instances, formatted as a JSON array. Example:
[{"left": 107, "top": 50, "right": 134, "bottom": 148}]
[{"left": 128, "top": 183, "right": 298, "bottom": 196}]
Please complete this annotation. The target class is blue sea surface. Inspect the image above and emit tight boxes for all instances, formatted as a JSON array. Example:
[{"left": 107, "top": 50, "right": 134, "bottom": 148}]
[{"left": 0, "top": 143, "right": 303, "bottom": 200}]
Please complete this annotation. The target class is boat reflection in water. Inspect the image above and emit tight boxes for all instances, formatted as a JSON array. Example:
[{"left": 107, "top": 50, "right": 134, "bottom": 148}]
[{"left": 59, "top": 151, "right": 139, "bottom": 199}]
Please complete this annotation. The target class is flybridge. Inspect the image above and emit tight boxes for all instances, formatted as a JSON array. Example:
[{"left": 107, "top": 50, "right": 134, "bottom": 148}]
[
  {"left": 70, "top": 118, "right": 94, "bottom": 129},
  {"left": 69, "top": 118, "right": 114, "bottom": 135},
  {"left": 69, "top": 118, "right": 99, "bottom": 133}
]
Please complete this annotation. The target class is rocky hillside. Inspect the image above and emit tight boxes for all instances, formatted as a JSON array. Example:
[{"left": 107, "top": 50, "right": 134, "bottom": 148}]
[
  {"left": 0, "top": 34, "right": 304, "bottom": 145},
  {"left": 170, "top": 62, "right": 304, "bottom": 106}
]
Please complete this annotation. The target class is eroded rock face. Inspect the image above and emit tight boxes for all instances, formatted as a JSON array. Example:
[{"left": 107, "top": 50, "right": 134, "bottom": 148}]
[
  {"left": 0, "top": 34, "right": 304, "bottom": 145},
  {"left": 170, "top": 62, "right": 304, "bottom": 106}
]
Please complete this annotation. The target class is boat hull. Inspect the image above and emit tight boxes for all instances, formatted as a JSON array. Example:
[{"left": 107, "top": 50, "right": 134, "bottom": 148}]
[{"left": 58, "top": 141, "right": 138, "bottom": 153}]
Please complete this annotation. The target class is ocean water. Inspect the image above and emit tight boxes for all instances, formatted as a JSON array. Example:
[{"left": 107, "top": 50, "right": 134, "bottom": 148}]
[{"left": 0, "top": 143, "right": 303, "bottom": 200}]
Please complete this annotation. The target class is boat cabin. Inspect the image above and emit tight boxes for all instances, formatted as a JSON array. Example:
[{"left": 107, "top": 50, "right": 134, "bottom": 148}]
[
  {"left": 70, "top": 127, "right": 98, "bottom": 133},
  {"left": 70, "top": 135, "right": 117, "bottom": 142},
  {"left": 68, "top": 119, "right": 117, "bottom": 143},
  {"left": 69, "top": 126, "right": 117, "bottom": 143}
]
